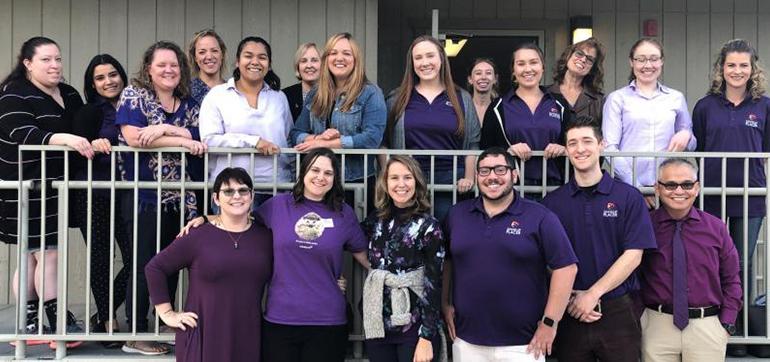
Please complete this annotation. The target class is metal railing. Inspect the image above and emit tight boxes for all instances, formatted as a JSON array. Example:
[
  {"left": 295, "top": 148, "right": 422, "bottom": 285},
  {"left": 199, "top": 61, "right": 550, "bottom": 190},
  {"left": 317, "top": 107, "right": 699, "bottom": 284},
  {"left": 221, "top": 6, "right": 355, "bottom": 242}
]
[{"left": 0, "top": 146, "right": 768, "bottom": 359}]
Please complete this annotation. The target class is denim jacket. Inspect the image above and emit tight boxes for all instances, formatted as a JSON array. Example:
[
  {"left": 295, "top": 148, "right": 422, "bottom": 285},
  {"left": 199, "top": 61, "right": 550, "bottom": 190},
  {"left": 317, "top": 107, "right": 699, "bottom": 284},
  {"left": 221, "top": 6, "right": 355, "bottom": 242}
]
[{"left": 290, "top": 83, "right": 387, "bottom": 181}]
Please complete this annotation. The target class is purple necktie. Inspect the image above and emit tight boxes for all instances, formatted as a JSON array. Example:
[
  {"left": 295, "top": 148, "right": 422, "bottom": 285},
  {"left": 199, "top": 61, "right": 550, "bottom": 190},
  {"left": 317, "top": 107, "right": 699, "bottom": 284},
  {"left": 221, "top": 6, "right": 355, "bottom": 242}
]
[{"left": 673, "top": 220, "right": 689, "bottom": 330}]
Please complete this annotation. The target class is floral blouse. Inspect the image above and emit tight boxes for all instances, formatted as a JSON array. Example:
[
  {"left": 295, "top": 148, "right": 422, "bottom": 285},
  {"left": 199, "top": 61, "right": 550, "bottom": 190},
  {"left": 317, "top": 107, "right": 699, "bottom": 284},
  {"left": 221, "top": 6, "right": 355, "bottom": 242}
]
[
  {"left": 115, "top": 85, "right": 200, "bottom": 218},
  {"left": 190, "top": 77, "right": 211, "bottom": 106},
  {"left": 362, "top": 208, "right": 446, "bottom": 339}
]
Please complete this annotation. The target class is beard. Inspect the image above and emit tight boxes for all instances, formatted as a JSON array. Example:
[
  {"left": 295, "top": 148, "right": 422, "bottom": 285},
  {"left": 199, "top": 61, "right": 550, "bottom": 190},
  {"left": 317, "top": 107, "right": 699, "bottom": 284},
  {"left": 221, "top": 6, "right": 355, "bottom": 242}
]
[{"left": 480, "top": 182, "right": 514, "bottom": 202}]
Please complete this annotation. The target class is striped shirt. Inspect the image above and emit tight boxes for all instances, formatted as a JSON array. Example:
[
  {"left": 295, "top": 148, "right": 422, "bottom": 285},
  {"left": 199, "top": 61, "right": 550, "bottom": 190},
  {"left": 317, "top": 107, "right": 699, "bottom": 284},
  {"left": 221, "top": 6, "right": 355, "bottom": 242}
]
[{"left": 0, "top": 78, "right": 83, "bottom": 245}]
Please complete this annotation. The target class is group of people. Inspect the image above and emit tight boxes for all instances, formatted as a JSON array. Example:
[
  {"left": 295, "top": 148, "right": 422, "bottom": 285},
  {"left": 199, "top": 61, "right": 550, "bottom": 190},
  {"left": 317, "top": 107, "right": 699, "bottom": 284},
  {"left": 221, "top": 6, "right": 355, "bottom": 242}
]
[{"left": 0, "top": 24, "right": 765, "bottom": 362}]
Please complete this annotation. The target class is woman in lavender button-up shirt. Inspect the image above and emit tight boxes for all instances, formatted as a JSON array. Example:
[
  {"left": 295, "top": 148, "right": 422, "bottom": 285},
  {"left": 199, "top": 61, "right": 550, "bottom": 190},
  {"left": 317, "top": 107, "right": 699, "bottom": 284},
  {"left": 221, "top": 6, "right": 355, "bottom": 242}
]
[{"left": 602, "top": 38, "right": 695, "bottom": 198}]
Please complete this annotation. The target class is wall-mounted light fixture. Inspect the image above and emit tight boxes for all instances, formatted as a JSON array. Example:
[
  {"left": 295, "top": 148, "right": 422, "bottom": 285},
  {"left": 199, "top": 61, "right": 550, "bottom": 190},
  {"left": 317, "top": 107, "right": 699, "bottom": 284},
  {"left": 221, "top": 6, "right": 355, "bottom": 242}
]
[
  {"left": 570, "top": 16, "right": 593, "bottom": 44},
  {"left": 444, "top": 38, "right": 468, "bottom": 57}
]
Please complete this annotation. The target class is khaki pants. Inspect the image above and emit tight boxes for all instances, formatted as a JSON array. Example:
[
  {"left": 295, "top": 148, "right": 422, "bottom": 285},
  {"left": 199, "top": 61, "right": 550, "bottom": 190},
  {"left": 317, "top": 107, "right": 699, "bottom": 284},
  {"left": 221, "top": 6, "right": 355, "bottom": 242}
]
[{"left": 641, "top": 308, "right": 729, "bottom": 362}]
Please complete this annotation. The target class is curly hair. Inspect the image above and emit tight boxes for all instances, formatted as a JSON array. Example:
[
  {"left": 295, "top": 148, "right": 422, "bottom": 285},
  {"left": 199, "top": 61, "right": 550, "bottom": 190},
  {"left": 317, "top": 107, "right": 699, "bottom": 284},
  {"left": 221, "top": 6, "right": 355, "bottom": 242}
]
[
  {"left": 374, "top": 155, "right": 432, "bottom": 220},
  {"left": 708, "top": 39, "right": 766, "bottom": 100},
  {"left": 553, "top": 37, "right": 605, "bottom": 95},
  {"left": 132, "top": 41, "right": 191, "bottom": 99}
]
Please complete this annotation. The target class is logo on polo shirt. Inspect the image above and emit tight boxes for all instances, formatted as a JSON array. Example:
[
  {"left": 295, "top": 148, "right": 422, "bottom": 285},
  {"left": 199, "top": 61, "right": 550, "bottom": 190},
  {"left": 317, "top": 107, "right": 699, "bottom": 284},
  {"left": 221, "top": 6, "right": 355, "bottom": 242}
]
[
  {"left": 746, "top": 114, "right": 759, "bottom": 128},
  {"left": 549, "top": 107, "right": 561, "bottom": 120},
  {"left": 603, "top": 202, "right": 618, "bottom": 218},
  {"left": 445, "top": 100, "right": 453, "bottom": 107},
  {"left": 506, "top": 220, "right": 522, "bottom": 235}
]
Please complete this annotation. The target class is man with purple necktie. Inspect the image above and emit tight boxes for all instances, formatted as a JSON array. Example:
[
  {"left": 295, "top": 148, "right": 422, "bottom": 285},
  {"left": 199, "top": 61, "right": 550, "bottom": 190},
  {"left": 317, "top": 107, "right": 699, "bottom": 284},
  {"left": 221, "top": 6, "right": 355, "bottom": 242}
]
[{"left": 641, "top": 158, "right": 742, "bottom": 361}]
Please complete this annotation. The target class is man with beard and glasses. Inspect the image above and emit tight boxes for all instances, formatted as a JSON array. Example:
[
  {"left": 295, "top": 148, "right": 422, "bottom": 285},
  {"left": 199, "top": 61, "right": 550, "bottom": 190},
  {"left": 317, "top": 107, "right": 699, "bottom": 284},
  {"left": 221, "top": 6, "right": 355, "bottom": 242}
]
[
  {"left": 441, "top": 147, "right": 578, "bottom": 361},
  {"left": 639, "top": 158, "right": 741, "bottom": 361},
  {"left": 541, "top": 115, "right": 657, "bottom": 362}
]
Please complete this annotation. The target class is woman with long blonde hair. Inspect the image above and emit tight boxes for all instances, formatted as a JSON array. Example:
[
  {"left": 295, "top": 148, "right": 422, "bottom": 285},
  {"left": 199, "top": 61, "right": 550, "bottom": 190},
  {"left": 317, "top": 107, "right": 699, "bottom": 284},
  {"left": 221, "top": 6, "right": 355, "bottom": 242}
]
[{"left": 289, "top": 32, "right": 386, "bottom": 208}]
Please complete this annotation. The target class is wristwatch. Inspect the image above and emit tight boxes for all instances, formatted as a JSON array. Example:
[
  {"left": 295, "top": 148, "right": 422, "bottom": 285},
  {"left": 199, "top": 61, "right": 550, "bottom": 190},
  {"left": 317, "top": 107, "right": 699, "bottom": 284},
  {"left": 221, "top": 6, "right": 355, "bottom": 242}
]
[
  {"left": 722, "top": 322, "right": 736, "bottom": 335},
  {"left": 542, "top": 316, "right": 557, "bottom": 328}
]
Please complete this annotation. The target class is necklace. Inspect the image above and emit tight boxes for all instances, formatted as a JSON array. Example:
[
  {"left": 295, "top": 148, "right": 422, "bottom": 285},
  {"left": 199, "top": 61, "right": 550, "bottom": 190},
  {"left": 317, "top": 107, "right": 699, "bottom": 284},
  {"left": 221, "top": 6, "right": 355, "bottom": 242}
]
[{"left": 214, "top": 217, "right": 251, "bottom": 249}]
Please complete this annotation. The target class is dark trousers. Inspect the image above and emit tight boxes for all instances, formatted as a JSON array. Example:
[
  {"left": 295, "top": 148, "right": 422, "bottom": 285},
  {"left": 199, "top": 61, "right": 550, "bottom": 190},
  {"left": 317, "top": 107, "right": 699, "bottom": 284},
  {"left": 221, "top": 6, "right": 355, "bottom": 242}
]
[
  {"left": 365, "top": 327, "right": 443, "bottom": 362},
  {"left": 72, "top": 190, "right": 132, "bottom": 325},
  {"left": 124, "top": 205, "right": 179, "bottom": 332},
  {"left": 262, "top": 320, "right": 348, "bottom": 362},
  {"left": 554, "top": 294, "right": 641, "bottom": 362}
]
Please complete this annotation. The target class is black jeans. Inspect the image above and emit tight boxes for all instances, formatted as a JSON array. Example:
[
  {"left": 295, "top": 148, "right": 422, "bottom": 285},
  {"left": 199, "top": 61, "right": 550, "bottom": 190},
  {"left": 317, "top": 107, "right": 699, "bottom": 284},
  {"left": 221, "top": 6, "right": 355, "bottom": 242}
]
[
  {"left": 124, "top": 204, "right": 180, "bottom": 332},
  {"left": 365, "top": 327, "right": 443, "bottom": 362},
  {"left": 262, "top": 320, "right": 348, "bottom": 362}
]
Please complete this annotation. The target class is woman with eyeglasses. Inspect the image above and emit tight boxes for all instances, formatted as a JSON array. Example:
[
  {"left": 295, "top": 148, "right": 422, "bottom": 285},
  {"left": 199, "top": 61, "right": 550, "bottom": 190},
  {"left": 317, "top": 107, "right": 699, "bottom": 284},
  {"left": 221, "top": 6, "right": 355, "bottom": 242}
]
[
  {"left": 603, "top": 38, "right": 695, "bottom": 202},
  {"left": 146, "top": 167, "right": 272, "bottom": 362},
  {"left": 548, "top": 38, "right": 606, "bottom": 125},
  {"left": 361, "top": 155, "right": 445, "bottom": 362}
]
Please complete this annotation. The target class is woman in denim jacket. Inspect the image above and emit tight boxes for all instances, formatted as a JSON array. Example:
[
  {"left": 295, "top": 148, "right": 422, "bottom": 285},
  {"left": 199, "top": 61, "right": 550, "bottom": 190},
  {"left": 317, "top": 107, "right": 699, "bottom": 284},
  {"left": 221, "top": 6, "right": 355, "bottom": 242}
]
[{"left": 290, "top": 32, "right": 386, "bottom": 210}]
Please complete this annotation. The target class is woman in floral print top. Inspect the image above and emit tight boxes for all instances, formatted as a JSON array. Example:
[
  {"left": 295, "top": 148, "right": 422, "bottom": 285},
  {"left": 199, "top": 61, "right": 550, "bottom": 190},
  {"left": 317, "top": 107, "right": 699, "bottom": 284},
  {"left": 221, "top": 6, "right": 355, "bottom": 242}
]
[{"left": 361, "top": 154, "right": 446, "bottom": 362}]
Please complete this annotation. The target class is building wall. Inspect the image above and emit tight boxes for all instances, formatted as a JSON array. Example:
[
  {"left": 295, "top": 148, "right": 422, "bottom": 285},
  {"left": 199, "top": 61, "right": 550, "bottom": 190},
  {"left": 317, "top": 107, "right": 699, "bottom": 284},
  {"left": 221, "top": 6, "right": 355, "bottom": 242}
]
[
  {"left": 0, "top": 0, "right": 378, "bottom": 305},
  {"left": 378, "top": 0, "right": 770, "bottom": 109},
  {"left": 0, "top": 0, "right": 378, "bottom": 96}
]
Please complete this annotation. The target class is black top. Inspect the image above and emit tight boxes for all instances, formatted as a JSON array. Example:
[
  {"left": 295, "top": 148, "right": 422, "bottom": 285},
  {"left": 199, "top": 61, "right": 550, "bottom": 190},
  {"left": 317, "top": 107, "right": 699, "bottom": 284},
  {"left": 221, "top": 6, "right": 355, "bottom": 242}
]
[
  {"left": 282, "top": 83, "right": 304, "bottom": 122},
  {"left": 0, "top": 78, "right": 83, "bottom": 181}
]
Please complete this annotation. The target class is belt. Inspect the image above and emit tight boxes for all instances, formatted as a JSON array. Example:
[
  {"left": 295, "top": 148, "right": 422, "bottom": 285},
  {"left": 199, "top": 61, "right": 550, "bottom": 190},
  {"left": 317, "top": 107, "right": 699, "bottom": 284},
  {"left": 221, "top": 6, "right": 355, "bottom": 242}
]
[{"left": 646, "top": 304, "right": 720, "bottom": 319}]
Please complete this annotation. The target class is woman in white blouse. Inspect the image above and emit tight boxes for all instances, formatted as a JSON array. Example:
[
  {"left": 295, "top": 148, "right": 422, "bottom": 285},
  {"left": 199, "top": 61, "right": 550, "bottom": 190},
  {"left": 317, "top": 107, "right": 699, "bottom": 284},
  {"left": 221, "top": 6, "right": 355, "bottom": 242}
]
[{"left": 199, "top": 36, "right": 293, "bottom": 207}]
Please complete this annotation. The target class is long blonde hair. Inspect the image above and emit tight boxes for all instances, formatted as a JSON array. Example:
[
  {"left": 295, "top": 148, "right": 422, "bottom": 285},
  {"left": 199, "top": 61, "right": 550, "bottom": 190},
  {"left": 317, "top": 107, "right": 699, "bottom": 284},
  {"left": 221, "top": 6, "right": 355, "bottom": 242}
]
[{"left": 310, "top": 33, "right": 368, "bottom": 119}]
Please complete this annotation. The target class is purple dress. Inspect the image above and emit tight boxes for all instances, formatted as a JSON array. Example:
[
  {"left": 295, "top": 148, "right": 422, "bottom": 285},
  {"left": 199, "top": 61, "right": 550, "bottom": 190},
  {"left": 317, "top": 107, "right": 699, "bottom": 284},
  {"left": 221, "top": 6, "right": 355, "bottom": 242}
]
[{"left": 146, "top": 222, "right": 272, "bottom": 362}]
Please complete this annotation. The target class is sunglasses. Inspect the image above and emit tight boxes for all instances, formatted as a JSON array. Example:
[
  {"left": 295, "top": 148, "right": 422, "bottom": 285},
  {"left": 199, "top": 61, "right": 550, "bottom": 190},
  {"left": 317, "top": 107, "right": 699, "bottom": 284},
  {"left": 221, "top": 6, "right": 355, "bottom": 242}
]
[
  {"left": 220, "top": 187, "right": 253, "bottom": 197},
  {"left": 657, "top": 181, "right": 698, "bottom": 191}
]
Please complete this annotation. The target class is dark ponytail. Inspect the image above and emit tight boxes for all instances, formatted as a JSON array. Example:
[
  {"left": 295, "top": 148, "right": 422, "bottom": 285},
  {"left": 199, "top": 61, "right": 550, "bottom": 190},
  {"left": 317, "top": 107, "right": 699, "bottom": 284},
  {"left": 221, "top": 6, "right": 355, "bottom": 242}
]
[
  {"left": 232, "top": 36, "right": 281, "bottom": 90},
  {"left": 1, "top": 36, "right": 59, "bottom": 91}
]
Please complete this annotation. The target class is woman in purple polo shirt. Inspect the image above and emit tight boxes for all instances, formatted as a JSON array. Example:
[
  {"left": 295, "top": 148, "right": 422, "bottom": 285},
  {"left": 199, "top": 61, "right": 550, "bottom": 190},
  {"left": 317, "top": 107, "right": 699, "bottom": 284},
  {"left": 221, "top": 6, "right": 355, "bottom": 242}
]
[
  {"left": 602, "top": 38, "right": 695, "bottom": 195},
  {"left": 692, "top": 39, "right": 769, "bottom": 344},
  {"left": 480, "top": 43, "right": 567, "bottom": 198},
  {"left": 548, "top": 37, "right": 606, "bottom": 125},
  {"left": 259, "top": 147, "right": 370, "bottom": 362},
  {"left": 361, "top": 155, "right": 445, "bottom": 362},
  {"left": 383, "top": 35, "right": 480, "bottom": 220}
]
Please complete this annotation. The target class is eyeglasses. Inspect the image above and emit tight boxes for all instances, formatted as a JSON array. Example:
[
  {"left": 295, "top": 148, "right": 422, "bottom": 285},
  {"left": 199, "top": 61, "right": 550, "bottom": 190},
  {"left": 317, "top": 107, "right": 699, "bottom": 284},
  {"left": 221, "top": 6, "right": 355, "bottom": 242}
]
[
  {"left": 574, "top": 49, "right": 596, "bottom": 65},
  {"left": 632, "top": 56, "right": 662, "bottom": 65},
  {"left": 220, "top": 187, "right": 253, "bottom": 197},
  {"left": 657, "top": 181, "right": 698, "bottom": 191},
  {"left": 477, "top": 165, "right": 512, "bottom": 177}
]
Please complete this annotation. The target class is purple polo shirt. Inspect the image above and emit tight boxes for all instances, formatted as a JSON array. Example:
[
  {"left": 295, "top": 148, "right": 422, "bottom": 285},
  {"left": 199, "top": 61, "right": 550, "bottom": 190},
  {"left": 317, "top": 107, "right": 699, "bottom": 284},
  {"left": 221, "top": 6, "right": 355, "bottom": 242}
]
[
  {"left": 642, "top": 206, "right": 742, "bottom": 324},
  {"left": 256, "top": 193, "right": 367, "bottom": 325},
  {"left": 692, "top": 94, "right": 770, "bottom": 218},
  {"left": 541, "top": 172, "right": 657, "bottom": 299},
  {"left": 445, "top": 195, "right": 577, "bottom": 346},
  {"left": 501, "top": 88, "right": 565, "bottom": 184},
  {"left": 404, "top": 89, "right": 463, "bottom": 176}
]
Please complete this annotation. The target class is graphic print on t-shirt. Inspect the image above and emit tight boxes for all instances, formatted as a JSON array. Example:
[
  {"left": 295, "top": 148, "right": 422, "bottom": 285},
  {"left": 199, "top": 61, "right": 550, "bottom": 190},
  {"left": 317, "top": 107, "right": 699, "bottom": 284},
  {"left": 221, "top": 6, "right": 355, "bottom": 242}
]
[{"left": 295, "top": 212, "right": 326, "bottom": 241}]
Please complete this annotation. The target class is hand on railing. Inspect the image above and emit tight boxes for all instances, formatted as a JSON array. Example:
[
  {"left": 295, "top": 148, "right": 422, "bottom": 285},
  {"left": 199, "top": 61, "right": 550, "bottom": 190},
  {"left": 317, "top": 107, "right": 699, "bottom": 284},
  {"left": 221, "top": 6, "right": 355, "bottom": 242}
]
[
  {"left": 457, "top": 178, "right": 474, "bottom": 193},
  {"left": 49, "top": 133, "right": 95, "bottom": 159},
  {"left": 136, "top": 125, "right": 168, "bottom": 147},
  {"left": 182, "top": 139, "right": 207, "bottom": 156},
  {"left": 544, "top": 143, "right": 566, "bottom": 159},
  {"left": 90, "top": 138, "right": 112, "bottom": 154},
  {"left": 508, "top": 143, "right": 532, "bottom": 160},
  {"left": 256, "top": 139, "right": 280, "bottom": 156}
]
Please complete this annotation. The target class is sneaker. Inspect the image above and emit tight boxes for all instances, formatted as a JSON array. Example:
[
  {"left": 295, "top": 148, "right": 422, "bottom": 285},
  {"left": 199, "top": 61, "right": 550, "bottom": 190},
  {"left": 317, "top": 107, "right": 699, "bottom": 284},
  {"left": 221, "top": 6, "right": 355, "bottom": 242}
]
[
  {"left": 121, "top": 340, "right": 170, "bottom": 355},
  {"left": 10, "top": 325, "right": 51, "bottom": 347},
  {"left": 48, "top": 313, "right": 84, "bottom": 349}
]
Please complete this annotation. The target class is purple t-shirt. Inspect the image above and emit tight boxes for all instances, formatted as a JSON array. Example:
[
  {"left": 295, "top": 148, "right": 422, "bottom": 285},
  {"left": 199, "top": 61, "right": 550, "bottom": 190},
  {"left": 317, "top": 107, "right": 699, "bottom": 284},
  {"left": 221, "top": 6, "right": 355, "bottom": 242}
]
[
  {"left": 500, "top": 89, "right": 565, "bottom": 183},
  {"left": 692, "top": 94, "right": 770, "bottom": 218},
  {"left": 257, "top": 193, "right": 367, "bottom": 325},
  {"left": 445, "top": 196, "right": 577, "bottom": 346},
  {"left": 404, "top": 89, "right": 463, "bottom": 177},
  {"left": 542, "top": 172, "right": 657, "bottom": 299}
]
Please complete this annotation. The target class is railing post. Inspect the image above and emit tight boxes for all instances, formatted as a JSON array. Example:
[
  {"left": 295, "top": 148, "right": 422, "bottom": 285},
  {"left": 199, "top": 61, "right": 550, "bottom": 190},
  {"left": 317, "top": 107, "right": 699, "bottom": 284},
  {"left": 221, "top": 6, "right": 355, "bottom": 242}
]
[{"left": 14, "top": 184, "right": 29, "bottom": 360}]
